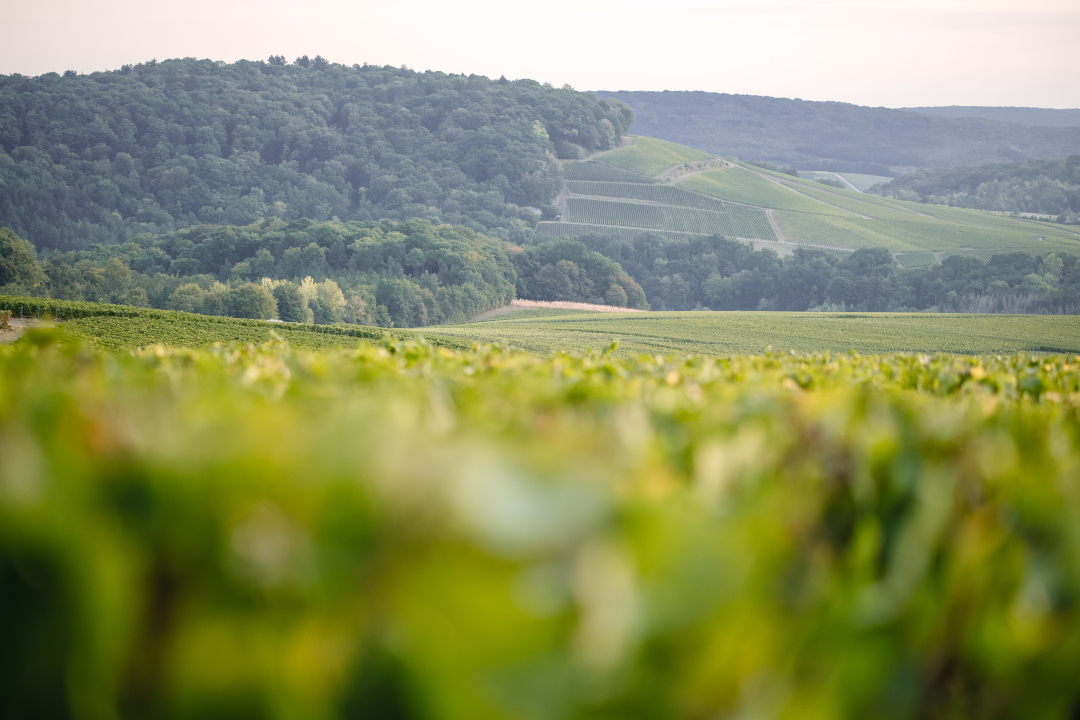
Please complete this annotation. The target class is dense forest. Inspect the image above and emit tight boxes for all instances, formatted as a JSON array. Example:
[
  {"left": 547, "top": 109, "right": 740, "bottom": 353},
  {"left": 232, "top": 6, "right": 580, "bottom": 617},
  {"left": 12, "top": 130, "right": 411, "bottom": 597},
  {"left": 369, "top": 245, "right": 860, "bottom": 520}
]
[
  {"left": 578, "top": 233, "right": 1080, "bottom": 314},
  {"left": 591, "top": 91, "right": 1080, "bottom": 174},
  {"left": 903, "top": 106, "right": 1080, "bottom": 128},
  {"left": 0, "top": 57, "right": 633, "bottom": 251},
  {"left": 870, "top": 156, "right": 1080, "bottom": 221},
  {"left": 0, "top": 219, "right": 646, "bottom": 326}
]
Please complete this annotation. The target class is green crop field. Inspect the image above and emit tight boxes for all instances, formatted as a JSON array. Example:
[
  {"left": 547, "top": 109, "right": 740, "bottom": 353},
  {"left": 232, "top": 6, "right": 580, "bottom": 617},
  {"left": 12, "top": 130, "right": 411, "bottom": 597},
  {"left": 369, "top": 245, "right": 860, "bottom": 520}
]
[
  {"left": 536, "top": 222, "right": 716, "bottom": 244},
  {"left": 6, "top": 326, "right": 1080, "bottom": 719},
  {"left": 426, "top": 310, "right": 1080, "bottom": 356},
  {"left": 566, "top": 198, "right": 776, "bottom": 240},
  {"left": 598, "top": 136, "right": 713, "bottom": 176},
  {"left": 681, "top": 163, "right": 1080, "bottom": 255},
  {"left": 565, "top": 181, "right": 731, "bottom": 212},
  {"left": 563, "top": 160, "right": 657, "bottom": 183},
  {"left": 682, "top": 168, "right": 848, "bottom": 215},
  {"left": 0, "top": 294, "right": 466, "bottom": 353}
]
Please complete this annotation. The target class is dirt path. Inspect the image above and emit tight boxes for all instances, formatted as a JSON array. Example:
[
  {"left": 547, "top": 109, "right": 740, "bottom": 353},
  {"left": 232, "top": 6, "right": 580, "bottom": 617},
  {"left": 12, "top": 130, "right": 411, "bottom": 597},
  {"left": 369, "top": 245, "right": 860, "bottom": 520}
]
[
  {"left": 773, "top": 175, "right": 932, "bottom": 218},
  {"left": 748, "top": 171, "right": 873, "bottom": 219},
  {"left": 0, "top": 318, "right": 42, "bottom": 345},
  {"left": 766, "top": 209, "right": 787, "bottom": 243},
  {"left": 830, "top": 173, "right": 862, "bottom": 193},
  {"left": 470, "top": 299, "right": 642, "bottom": 321},
  {"left": 656, "top": 158, "right": 729, "bottom": 183}
]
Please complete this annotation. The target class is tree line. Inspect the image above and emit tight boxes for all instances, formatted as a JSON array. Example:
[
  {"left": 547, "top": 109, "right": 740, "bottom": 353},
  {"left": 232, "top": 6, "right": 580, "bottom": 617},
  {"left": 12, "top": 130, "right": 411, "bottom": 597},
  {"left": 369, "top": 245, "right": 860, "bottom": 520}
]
[
  {"left": 0, "top": 58, "right": 633, "bottom": 251},
  {"left": 870, "top": 156, "right": 1080, "bottom": 221},
  {"left": 0, "top": 219, "right": 646, "bottom": 327},
  {"left": 578, "top": 232, "right": 1080, "bottom": 314}
]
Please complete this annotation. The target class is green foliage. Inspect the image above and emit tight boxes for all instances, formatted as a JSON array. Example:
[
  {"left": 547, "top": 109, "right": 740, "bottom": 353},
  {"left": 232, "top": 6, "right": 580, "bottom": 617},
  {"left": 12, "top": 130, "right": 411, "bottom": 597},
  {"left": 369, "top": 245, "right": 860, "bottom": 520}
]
[
  {"left": 427, "top": 308, "right": 1080, "bottom": 356},
  {"left": 872, "top": 156, "right": 1080, "bottom": 216},
  {"left": 0, "top": 59, "right": 633, "bottom": 249},
  {"left": 682, "top": 167, "right": 847, "bottom": 214},
  {"left": 0, "top": 226, "right": 45, "bottom": 292},
  {"left": 593, "top": 90, "right": 1080, "bottom": 171},
  {"left": 3, "top": 334, "right": 1080, "bottom": 718},
  {"left": 598, "top": 136, "right": 712, "bottom": 177},
  {"left": 510, "top": 240, "right": 648, "bottom": 309}
]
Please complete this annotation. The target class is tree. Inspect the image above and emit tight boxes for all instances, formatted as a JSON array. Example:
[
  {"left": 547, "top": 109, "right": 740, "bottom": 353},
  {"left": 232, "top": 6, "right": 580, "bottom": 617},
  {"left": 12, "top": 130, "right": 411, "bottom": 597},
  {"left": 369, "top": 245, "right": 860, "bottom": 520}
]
[
  {"left": 102, "top": 257, "right": 132, "bottom": 303},
  {"left": 168, "top": 284, "right": 206, "bottom": 313},
  {"left": 227, "top": 283, "right": 278, "bottom": 319},
  {"left": 271, "top": 281, "right": 311, "bottom": 323},
  {"left": 604, "top": 283, "right": 628, "bottom": 307},
  {"left": 0, "top": 228, "right": 46, "bottom": 291}
]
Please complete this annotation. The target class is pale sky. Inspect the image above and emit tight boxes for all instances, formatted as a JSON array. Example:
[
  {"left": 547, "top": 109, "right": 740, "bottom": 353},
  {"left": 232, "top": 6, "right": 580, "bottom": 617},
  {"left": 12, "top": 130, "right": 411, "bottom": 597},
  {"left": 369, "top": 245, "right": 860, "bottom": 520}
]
[{"left": 1, "top": 0, "right": 1077, "bottom": 108}]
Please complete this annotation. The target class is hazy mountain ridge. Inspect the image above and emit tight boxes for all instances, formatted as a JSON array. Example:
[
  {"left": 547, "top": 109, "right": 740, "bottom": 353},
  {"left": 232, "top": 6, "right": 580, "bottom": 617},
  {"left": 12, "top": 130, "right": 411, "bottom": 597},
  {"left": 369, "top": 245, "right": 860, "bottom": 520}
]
[
  {"left": 591, "top": 91, "right": 1080, "bottom": 174},
  {"left": 904, "top": 106, "right": 1080, "bottom": 128}
]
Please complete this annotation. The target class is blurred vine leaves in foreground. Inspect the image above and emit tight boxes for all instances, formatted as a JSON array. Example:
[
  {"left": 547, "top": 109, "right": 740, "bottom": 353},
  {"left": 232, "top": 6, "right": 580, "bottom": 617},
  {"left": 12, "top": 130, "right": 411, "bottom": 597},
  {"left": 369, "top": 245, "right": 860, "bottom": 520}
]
[{"left": 1, "top": 329, "right": 1079, "bottom": 719}]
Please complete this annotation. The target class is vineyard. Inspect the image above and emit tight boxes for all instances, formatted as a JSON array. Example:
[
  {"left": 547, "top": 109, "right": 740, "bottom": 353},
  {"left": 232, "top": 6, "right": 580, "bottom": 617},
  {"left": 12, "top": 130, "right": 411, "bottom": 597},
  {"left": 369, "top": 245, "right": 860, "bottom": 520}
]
[
  {"left": 4, "top": 328, "right": 1080, "bottom": 719},
  {"left": 597, "top": 135, "right": 713, "bottom": 176},
  {"left": 427, "top": 310, "right": 1080, "bottom": 356},
  {"left": 566, "top": 198, "right": 777, "bottom": 240},
  {"left": 566, "top": 181, "right": 731, "bottom": 211},
  {"left": 563, "top": 161, "right": 657, "bottom": 183}
]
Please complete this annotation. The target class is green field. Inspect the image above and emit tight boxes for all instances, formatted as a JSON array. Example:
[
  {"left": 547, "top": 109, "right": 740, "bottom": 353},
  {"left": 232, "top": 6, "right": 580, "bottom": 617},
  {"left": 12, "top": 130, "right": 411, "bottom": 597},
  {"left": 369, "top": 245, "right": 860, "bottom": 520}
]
[
  {"left": 425, "top": 310, "right": 1080, "bottom": 356},
  {"left": 563, "top": 160, "right": 657, "bottom": 183},
  {"left": 688, "top": 163, "right": 1080, "bottom": 255},
  {"left": 565, "top": 197, "right": 776, "bottom": 239},
  {"left": 565, "top": 181, "right": 730, "bottom": 211},
  {"left": 682, "top": 168, "right": 848, "bottom": 215},
  {"left": 5, "top": 328, "right": 1080, "bottom": 719},
  {"left": 598, "top": 136, "right": 713, "bottom": 176}
]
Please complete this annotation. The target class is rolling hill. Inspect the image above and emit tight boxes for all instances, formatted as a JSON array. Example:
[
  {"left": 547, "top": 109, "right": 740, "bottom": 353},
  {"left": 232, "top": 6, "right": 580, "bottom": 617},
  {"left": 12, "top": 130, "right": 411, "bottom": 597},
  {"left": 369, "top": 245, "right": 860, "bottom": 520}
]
[
  {"left": 589, "top": 91, "right": 1080, "bottom": 174},
  {"left": 539, "top": 137, "right": 1080, "bottom": 262}
]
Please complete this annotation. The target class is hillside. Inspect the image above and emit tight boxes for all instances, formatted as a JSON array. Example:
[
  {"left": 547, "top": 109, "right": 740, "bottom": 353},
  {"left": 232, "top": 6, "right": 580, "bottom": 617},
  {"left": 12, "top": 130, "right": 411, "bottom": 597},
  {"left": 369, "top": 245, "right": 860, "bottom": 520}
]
[
  {"left": 538, "top": 137, "right": 1080, "bottom": 261},
  {"left": 0, "top": 58, "right": 633, "bottom": 251},
  {"left": 905, "top": 106, "right": 1080, "bottom": 128},
  {"left": 870, "top": 156, "right": 1080, "bottom": 219},
  {"left": 590, "top": 91, "right": 1080, "bottom": 173}
]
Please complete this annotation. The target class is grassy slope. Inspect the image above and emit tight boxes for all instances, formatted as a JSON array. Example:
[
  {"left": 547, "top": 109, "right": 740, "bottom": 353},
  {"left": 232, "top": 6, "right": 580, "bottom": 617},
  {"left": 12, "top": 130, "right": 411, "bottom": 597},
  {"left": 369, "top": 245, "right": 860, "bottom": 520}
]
[
  {"left": 682, "top": 168, "right": 846, "bottom": 214},
  {"left": 424, "top": 310, "right": 1080, "bottom": 356},
  {"left": 599, "top": 136, "right": 712, "bottom": 176},
  {"left": 688, "top": 163, "right": 1080, "bottom": 255},
  {"left": 52, "top": 314, "right": 470, "bottom": 353}
]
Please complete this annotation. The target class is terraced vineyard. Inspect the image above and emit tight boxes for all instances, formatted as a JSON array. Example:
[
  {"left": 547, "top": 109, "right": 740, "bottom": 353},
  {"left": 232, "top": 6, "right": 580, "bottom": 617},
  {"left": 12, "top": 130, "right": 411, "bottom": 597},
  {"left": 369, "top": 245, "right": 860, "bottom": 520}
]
[
  {"left": 566, "top": 181, "right": 730, "bottom": 211},
  {"left": 545, "top": 136, "right": 1080, "bottom": 263},
  {"left": 566, "top": 198, "right": 776, "bottom": 239}
]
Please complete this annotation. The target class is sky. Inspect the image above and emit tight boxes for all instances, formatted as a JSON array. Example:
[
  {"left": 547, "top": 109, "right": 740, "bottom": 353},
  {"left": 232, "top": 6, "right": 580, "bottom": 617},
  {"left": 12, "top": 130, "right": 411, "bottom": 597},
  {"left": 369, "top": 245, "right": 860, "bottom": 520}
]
[{"left": 1, "top": 0, "right": 1078, "bottom": 109}]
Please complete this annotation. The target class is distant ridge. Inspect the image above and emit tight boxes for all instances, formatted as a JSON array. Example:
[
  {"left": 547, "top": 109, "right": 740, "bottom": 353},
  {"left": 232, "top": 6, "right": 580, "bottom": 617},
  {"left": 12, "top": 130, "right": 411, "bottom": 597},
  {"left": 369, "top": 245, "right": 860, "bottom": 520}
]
[
  {"left": 903, "top": 106, "right": 1080, "bottom": 128},
  {"left": 590, "top": 91, "right": 1080, "bottom": 173}
]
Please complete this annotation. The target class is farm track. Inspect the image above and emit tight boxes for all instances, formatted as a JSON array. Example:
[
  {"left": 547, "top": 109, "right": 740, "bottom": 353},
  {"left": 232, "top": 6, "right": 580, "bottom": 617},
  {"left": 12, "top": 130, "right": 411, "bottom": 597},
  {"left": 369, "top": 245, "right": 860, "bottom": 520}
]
[
  {"left": 747, "top": 170, "right": 873, "bottom": 219},
  {"left": 766, "top": 209, "right": 787, "bottom": 243},
  {"left": 774, "top": 175, "right": 933, "bottom": 218},
  {"left": 830, "top": 173, "right": 862, "bottom": 193}
]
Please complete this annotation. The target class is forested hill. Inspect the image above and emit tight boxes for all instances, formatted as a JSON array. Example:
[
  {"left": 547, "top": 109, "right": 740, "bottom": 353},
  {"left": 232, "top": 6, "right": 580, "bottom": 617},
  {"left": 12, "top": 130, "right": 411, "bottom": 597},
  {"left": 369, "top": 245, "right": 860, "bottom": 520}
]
[
  {"left": 903, "top": 106, "right": 1080, "bottom": 128},
  {"left": 0, "top": 58, "right": 633, "bottom": 251},
  {"left": 591, "top": 91, "right": 1080, "bottom": 174},
  {"left": 871, "top": 156, "right": 1080, "bottom": 220}
]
